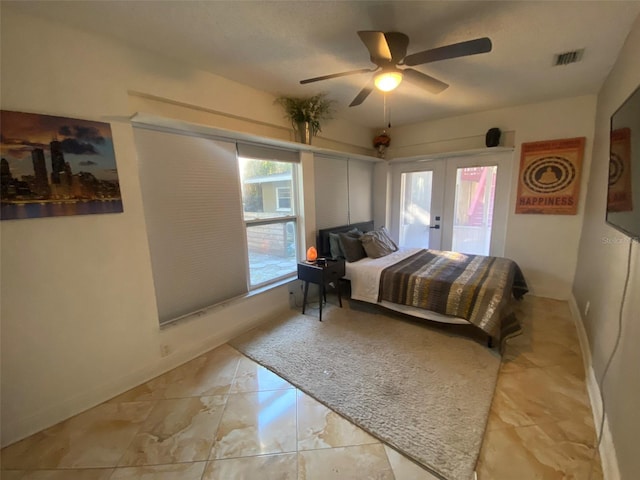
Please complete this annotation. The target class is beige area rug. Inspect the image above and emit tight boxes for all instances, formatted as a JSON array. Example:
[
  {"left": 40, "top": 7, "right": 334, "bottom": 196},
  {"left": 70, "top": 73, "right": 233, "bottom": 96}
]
[{"left": 229, "top": 300, "right": 501, "bottom": 480}]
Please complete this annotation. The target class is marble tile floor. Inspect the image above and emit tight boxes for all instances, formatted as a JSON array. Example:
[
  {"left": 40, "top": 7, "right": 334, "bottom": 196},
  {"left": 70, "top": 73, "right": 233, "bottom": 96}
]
[{"left": 1, "top": 296, "right": 602, "bottom": 480}]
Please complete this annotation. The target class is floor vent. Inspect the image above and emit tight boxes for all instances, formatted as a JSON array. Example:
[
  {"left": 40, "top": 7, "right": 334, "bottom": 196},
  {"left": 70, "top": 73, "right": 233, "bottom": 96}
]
[{"left": 554, "top": 49, "right": 584, "bottom": 66}]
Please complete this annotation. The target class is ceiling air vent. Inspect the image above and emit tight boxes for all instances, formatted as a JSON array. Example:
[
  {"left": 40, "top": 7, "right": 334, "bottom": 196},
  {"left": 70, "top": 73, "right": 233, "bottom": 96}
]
[{"left": 553, "top": 49, "right": 584, "bottom": 66}]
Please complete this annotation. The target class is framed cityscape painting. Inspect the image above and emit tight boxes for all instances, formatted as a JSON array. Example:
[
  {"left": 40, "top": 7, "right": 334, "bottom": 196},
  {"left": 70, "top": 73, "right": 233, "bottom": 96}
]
[{"left": 1, "top": 110, "right": 123, "bottom": 220}]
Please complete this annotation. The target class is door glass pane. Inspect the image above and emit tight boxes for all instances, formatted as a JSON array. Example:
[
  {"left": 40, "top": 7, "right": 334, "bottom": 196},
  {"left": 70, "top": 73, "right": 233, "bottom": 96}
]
[
  {"left": 399, "top": 171, "right": 433, "bottom": 248},
  {"left": 452, "top": 166, "right": 497, "bottom": 255}
]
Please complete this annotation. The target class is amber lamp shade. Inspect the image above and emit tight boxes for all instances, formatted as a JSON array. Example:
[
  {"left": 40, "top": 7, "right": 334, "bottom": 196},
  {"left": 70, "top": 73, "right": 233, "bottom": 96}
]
[{"left": 306, "top": 246, "right": 318, "bottom": 262}]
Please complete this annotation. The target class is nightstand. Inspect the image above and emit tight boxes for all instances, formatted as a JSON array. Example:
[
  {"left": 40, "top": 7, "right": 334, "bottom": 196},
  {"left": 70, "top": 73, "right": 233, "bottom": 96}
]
[{"left": 297, "top": 259, "right": 346, "bottom": 321}]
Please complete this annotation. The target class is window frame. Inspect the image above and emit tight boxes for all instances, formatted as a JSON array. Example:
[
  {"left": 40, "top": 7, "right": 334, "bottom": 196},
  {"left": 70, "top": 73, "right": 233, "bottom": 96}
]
[
  {"left": 275, "top": 185, "right": 292, "bottom": 212},
  {"left": 239, "top": 158, "right": 300, "bottom": 289}
]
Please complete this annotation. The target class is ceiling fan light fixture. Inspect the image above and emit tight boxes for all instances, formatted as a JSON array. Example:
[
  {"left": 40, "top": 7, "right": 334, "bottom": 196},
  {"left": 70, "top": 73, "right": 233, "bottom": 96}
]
[
  {"left": 374, "top": 70, "right": 403, "bottom": 92},
  {"left": 300, "top": 32, "right": 490, "bottom": 107}
]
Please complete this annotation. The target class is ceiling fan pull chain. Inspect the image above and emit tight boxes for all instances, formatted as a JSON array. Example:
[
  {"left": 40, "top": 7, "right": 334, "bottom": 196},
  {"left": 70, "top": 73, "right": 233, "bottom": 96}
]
[
  {"left": 383, "top": 93, "right": 387, "bottom": 127},
  {"left": 383, "top": 93, "right": 392, "bottom": 129},
  {"left": 387, "top": 103, "right": 391, "bottom": 128}
]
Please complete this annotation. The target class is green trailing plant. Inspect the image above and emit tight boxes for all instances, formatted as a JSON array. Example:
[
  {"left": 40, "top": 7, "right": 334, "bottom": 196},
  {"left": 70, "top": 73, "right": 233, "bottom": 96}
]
[{"left": 275, "top": 93, "right": 335, "bottom": 136}]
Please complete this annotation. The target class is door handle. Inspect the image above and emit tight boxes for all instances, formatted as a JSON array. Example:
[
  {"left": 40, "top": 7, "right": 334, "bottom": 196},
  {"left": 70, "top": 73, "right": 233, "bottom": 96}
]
[{"left": 429, "top": 224, "right": 440, "bottom": 229}]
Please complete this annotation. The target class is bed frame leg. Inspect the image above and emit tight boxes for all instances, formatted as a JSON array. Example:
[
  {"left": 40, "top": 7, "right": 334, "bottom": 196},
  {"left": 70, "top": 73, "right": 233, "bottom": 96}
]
[{"left": 487, "top": 336, "right": 493, "bottom": 348}]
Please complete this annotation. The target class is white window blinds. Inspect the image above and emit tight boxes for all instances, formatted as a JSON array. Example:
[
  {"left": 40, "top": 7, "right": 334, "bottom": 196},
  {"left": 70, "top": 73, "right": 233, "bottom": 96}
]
[
  {"left": 313, "top": 154, "right": 349, "bottom": 228},
  {"left": 236, "top": 143, "right": 300, "bottom": 163},
  {"left": 347, "top": 159, "right": 373, "bottom": 224},
  {"left": 133, "top": 126, "right": 248, "bottom": 324},
  {"left": 313, "top": 154, "right": 373, "bottom": 228}
]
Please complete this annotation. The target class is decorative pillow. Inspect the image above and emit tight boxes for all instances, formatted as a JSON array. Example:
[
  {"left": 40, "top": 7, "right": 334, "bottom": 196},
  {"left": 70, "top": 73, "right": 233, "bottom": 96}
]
[
  {"left": 329, "top": 233, "right": 343, "bottom": 259},
  {"left": 379, "top": 226, "right": 398, "bottom": 251},
  {"left": 360, "top": 227, "right": 398, "bottom": 259},
  {"left": 338, "top": 231, "right": 367, "bottom": 262},
  {"left": 329, "top": 228, "right": 362, "bottom": 259}
]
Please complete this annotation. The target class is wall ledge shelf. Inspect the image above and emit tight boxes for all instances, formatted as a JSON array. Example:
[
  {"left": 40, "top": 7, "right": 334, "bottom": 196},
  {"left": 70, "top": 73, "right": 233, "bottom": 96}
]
[
  {"left": 390, "top": 146, "right": 515, "bottom": 164},
  {"left": 130, "top": 113, "right": 380, "bottom": 163}
]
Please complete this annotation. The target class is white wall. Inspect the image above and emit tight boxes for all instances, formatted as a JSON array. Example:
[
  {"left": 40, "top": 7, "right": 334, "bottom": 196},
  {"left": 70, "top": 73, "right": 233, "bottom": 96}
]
[
  {"left": 572, "top": 15, "right": 640, "bottom": 479},
  {"left": 0, "top": 8, "right": 372, "bottom": 446},
  {"left": 381, "top": 95, "right": 598, "bottom": 298}
]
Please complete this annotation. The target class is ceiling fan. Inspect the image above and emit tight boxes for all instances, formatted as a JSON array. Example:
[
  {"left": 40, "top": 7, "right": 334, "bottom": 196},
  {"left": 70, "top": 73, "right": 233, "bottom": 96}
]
[{"left": 300, "top": 31, "right": 492, "bottom": 107}]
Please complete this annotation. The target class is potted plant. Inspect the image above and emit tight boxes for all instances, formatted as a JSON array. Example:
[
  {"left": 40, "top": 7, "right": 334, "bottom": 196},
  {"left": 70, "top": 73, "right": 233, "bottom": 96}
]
[{"left": 275, "top": 93, "right": 335, "bottom": 144}]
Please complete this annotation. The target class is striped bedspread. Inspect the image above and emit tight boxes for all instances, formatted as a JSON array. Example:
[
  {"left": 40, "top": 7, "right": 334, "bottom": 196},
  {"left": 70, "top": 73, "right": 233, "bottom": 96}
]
[{"left": 379, "top": 249, "right": 528, "bottom": 346}]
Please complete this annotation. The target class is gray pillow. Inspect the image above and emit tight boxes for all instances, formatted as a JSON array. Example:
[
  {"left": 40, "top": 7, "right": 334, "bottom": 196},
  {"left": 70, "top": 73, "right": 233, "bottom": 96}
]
[
  {"left": 338, "top": 231, "right": 366, "bottom": 262},
  {"left": 361, "top": 227, "right": 398, "bottom": 259},
  {"left": 329, "top": 228, "right": 362, "bottom": 259},
  {"left": 379, "top": 226, "right": 398, "bottom": 251},
  {"left": 329, "top": 233, "right": 343, "bottom": 259}
]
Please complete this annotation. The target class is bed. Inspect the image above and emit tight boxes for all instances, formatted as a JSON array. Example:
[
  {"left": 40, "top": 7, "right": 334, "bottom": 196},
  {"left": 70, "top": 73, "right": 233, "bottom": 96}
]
[{"left": 317, "top": 221, "right": 528, "bottom": 350}]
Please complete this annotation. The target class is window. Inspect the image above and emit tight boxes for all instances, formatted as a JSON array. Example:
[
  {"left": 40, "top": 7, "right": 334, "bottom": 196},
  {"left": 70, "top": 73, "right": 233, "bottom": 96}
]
[
  {"left": 133, "top": 127, "right": 302, "bottom": 325},
  {"left": 133, "top": 127, "right": 248, "bottom": 325},
  {"left": 276, "top": 186, "right": 292, "bottom": 211},
  {"left": 239, "top": 156, "right": 299, "bottom": 288}
]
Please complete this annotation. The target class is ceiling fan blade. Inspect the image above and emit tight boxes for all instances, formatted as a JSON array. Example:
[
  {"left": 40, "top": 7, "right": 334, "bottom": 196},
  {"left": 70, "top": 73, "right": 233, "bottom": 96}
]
[
  {"left": 349, "top": 83, "right": 374, "bottom": 107},
  {"left": 300, "top": 68, "right": 373, "bottom": 84},
  {"left": 384, "top": 32, "right": 409, "bottom": 62},
  {"left": 358, "top": 31, "right": 392, "bottom": 62},
  {"left": 403, "top": 68, "right": 449, "bottom": 94},
  {"left": 403, "top": 37, "right": 492, "bottom": 66}
]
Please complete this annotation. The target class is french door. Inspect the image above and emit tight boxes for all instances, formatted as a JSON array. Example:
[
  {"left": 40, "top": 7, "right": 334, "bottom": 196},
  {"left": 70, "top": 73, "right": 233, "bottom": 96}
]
[
  {"left": 390, "top": 151, "right": 513, "bottom": 256},
  {"left": 392, "top": 161, "right": 446, "bottom": 250}
]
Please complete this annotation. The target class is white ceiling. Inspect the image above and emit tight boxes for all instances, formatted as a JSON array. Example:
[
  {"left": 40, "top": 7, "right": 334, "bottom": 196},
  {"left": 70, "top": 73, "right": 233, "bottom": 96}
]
[{"left": 6, "top": 1, "right": 640, "bottom": 129}]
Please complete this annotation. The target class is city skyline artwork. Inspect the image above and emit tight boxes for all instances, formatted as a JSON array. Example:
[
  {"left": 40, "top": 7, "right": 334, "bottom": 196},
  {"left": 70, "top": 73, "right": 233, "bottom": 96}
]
[{"left": 1, "top": 110, "right": 123, "bottom": 220}]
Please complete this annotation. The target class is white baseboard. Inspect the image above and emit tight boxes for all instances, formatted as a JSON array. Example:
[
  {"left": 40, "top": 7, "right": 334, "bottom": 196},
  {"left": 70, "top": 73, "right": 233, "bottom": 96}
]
[{"left": 568, "top": 295, "right": 621, "bottom": 480}]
